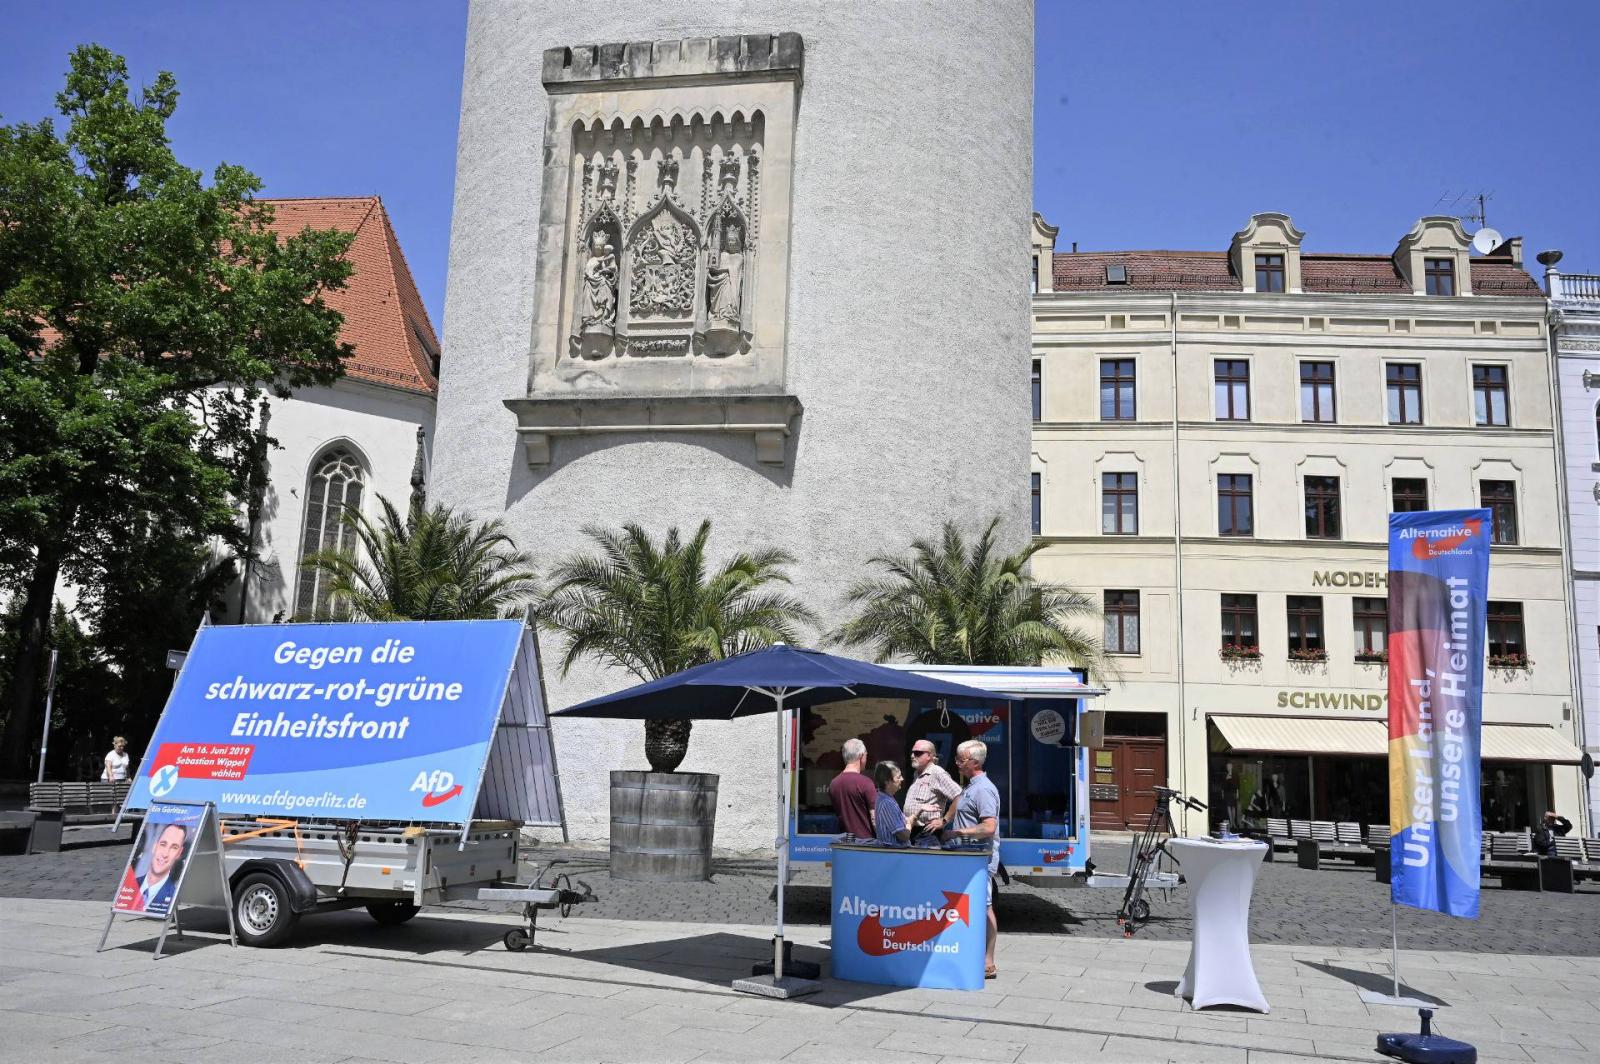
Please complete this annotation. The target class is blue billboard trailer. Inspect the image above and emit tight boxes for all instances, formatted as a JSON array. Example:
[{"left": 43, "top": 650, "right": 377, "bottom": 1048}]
[
  {"left": 790, "top": 666, "right": 1102, "bottom": 875},
  {"left": 124, "top": 621, "right": 524, "bottom": 824}
]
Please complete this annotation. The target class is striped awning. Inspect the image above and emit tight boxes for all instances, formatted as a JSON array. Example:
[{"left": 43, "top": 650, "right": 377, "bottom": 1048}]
[
  {"left": 1211, "top": 715, "right": 1384, "bottom": 756},
  {"left": 1482, "top": 724, "right": 1584, "bottom": 764},
  {"left": 1211, "top": 715, "right": 1583, "bottom": 764}
]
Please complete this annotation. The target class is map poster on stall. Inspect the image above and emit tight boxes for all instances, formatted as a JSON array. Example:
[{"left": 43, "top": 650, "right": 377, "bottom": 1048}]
[
  {"left": 120, "top": 620, "right": 523, "bottom": 824},
  {"left": 100, "top": 801, "right": 236, "bottom": 959}
]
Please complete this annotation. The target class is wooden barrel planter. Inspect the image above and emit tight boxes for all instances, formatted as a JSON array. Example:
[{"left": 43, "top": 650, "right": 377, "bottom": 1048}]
[{"left": 608, "top": 770, "right": 720, "bottom": 882}]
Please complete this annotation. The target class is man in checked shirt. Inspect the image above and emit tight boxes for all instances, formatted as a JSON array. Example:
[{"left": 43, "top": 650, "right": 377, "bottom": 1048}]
[{"left": 902, "top": 739, "right": 963, "bottom": 842}]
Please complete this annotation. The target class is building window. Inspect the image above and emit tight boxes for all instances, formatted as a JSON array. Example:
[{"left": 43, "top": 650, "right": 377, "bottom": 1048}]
[
  {"left": 1386, "top": 362, "right": 1423, "bottom": 425},
  {"left": 1218, "top": 473, "right": 1254, "bottom": 537},
  {"left": 1424, "top": 257, "right": 1455, "bottom": 296},
  {"left": 1299, "top": 361, "right": 1336, "bottom": 423},
  {"left": 1031, "top": 472, "right": 1041, "bottom": 535},
  {"left": 1303, "top": 475, "right": 1341, "bottom": 539},
  {"left": 1214, "top": 359, "right": 1251, "bottom": 421},
  {"left": 1473, "top": 364, "right": 1509, "bottom": 426},
  {"left": 1099, "top": 358, "right": 1136, "bottom": 421},
  {"left": 1255, "top": 253, "right": 1285, "bottom": 293},
  {"left": 1031, "top": 359, "right": 1042, "bottom": 422},
  {"left": 1480, "top": 480, "right": 1518, "bottom": 545},
  {"left": 1220, "top": 593, "right": 1258, "bottom": 654},
  {"left": 1353, "top": 597, "right": 1388, "bottom": 659},
  {"left": 1104, "top": 590, "right": 1141, "bottom": 655},
  {"left": 1486, "top": 602, "right": 1526, "bottom": 664},
  {"left": 1101, "top": 472, "right": 1138, "bottom": 535},
  {"left": 295, "top": 447, "right": 365, "bottom": 620},
  {"left": 1286, "top": 596, "right": 1325, "bottom": 657},
  {"left": 1392, "top": 477, "right": 1429, "bottom": 513},
  {"left": 1031, "top": 255, "right": 1040, "bottom": 294}
]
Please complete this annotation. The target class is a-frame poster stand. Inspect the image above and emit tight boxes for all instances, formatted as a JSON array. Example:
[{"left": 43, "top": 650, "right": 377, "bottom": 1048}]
[{"left": 98, "top": 801, "right": 236, "bottom": 959}]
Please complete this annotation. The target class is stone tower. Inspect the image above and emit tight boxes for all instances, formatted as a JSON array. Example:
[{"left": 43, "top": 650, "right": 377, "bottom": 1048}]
[{"left": 432, "top": 1, "right": 1034, "bottom": 849}]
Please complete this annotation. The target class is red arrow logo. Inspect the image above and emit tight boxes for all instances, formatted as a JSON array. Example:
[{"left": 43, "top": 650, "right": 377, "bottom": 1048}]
[
  {"left": 1411, "top": 519, "right": 1481, "bottom": 560},
  {"left": 421, "top": 784, "right": 463, "bottom": 808},
  {"left": 856, "top": 891, "right": 969, "bottom": 956},
  {"left": 1043, "top": 850, "right": 1073, "bottom": 864}
]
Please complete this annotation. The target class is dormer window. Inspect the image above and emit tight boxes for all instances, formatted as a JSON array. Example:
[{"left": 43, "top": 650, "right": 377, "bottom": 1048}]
[
  {"left": 1425, "top": 257, "right": 1455, "bottom": 296},
  {"left": 1105, "top": 264, "right": 1128, "bottom": 285},
  {"left": 1255, "top": 254, "right": 1285, "bottom": 293}
]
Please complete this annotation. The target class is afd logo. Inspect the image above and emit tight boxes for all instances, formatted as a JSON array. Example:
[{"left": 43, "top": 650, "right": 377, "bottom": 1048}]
[
  {"left": 842, "top": 891, "right": 970, "bottom": 956},
  {"left": 1400, "top": 518, "right": 1484, "bottom": 560},
  {"left": 410, "top": 770, "right": 462, "bottom": 808}
]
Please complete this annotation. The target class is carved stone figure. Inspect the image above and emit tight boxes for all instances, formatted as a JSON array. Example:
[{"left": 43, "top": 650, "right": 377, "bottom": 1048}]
[
  {"left": 576, "top": 228, "right": 618, "bottom": 335},
  {"left": 705, "top": 223, "right": 745, "bottom": 325},
  {"left": 628, "top": 212, "right": 697, "bottom": 318}
]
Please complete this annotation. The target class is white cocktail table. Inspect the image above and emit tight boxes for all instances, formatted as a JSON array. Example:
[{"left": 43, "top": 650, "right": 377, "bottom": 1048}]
[{"left": 1170, "top": 837, "right": 1269, "bottom": 1012}]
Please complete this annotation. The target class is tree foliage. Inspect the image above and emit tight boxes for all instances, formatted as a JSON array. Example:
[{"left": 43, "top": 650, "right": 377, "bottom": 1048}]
[
  {"left": 302, "top": 496, "right": 541, "bottom": 621},
  {"left": 538, "top": 521, "right": 816, "bottom": 771},
  {"left": 832, "top": 517, "right": 1108, "bottom": 676},
  {"left": 0, "top": 45, "right": 355, "bottom": 776}
]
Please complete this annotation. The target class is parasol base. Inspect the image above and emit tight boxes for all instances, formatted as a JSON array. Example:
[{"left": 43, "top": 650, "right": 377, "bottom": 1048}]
[{"left": 732, "top": 973, "right": 822, "bottom": 999}]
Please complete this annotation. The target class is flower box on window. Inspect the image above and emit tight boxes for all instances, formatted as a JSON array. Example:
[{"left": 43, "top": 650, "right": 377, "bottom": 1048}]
[
  {"left": 1288, "top": 647, "right": 1328, "bottom": 663},
  {"left": 1354, "top": 650, "right": 1389, "bottom": 665},
  {"left": 1219, "top": 644, "right": 1262, "bottom": 662},
  {"left": 1488, "top": 653, "right": 1533, "bottom": 669}
]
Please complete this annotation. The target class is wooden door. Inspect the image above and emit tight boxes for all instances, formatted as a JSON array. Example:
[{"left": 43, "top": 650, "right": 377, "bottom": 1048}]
[{"left": 1088, "top": 736, "right": 1167, "bottom": 831}]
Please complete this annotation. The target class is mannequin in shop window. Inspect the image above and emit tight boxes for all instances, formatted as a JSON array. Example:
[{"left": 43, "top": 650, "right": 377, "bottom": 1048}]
[{"left": 1220, "top": 763, "right": 1241, "bottom": 830}]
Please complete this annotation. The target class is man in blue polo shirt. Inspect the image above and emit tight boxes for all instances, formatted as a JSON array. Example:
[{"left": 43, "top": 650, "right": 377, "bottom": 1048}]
[{"left": 946, "top": 738, "right": 1000, "bottom": 978}]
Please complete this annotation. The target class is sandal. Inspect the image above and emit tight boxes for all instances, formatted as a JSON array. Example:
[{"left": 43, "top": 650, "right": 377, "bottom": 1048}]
[{"left": 985, "top": 965, "right": 998, "bottom": 979}]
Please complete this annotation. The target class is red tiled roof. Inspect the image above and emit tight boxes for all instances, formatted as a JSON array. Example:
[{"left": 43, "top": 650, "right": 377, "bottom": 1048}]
[
  {"left": 1053, "top": 251, "right": 1238, "bottom": 292},
  {"left": 1051, "top": 247, "right": 1541, "bottom": 297},
  {"left": 261, "top": 197, "right": 439, "bottom": 395}
]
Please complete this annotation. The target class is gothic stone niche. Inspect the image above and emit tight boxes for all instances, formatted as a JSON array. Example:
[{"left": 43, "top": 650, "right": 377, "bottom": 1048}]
[
  {"left": 568, "top": 112, "right": 762, "bottom": 362},
  {"left": 509, "top": 34, "right": 803, "bottom": 467}
]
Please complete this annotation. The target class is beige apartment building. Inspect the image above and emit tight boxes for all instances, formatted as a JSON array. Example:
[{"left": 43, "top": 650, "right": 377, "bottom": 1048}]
[{"left": 1029, "top": 212, "right": 1587, "bottom": 838}]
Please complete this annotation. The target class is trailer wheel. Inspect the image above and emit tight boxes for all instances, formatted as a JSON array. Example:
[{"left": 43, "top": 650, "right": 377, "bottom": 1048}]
[
  {"left": 233, "top": 872, "right": 298, "bottom": 948},
  {"left": 503, "top": 928, "right": 530, "bottom": 952},
  {"left": 366, "top": 902, "right": 421, "bottom": 926}
]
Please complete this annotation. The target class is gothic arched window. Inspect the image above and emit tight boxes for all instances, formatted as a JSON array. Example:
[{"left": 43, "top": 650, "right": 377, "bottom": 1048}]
[{"left": 295, "top": 446, "right": 365, "bottom": 618}]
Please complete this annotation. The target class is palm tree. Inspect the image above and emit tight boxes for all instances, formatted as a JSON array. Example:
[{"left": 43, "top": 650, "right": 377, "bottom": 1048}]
[
  {"left": 833, "top": 516, "right": 1107, "bottom": 676},
  {"left": 303, "top": 495, "right": 539, "bottom": 621},
  {"left": 539, "top": 520, "right": 816, "bottom": 772}
]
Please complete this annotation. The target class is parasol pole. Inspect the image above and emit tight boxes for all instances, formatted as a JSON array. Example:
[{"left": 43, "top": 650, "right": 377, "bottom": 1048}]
[{"left": 773, "top": 689, "right": 789, "bottom": 980}]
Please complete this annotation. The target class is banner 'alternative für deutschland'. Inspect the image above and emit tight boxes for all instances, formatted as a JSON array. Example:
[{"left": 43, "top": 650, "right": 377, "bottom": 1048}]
[{"left": 1387, "top": 509, "right": 1490, "bottom": 919}]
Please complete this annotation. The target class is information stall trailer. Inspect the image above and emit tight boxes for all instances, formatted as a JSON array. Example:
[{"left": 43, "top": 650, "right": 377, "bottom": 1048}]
[{"left": 788, "top": 666, "right": 1103, "bottom": 877}]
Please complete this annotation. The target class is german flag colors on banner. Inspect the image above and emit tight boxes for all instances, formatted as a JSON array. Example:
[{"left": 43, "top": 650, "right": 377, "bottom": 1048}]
[{"left": 1387, "top": 509, "right": 1491, "bottom": 919}]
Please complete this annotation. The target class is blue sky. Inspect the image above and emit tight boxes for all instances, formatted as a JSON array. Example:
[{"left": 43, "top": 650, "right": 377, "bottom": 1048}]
[{"left": 3, "top": 2, "right": 1596, "bottom": 326}]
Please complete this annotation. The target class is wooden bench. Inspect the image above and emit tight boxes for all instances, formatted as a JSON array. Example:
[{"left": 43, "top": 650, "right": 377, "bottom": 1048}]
[
  {"left": 29, "top": 780, "right": 130, "bottom": 821},
  {"left": 1296, "top": 820, "right": 1372, "bottom": 870},
  {"left": 1550, "top": 837, "right": 1600, "bottom": 886},
  {"left": 1481, "top": 832, "right": 1541, "bottom": 890},
  {"left": 1263, "top": 817, "right": 1296, "bottom": 860}
]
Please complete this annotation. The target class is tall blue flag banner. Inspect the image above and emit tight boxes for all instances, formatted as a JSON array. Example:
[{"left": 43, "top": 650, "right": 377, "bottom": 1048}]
[
  {"left": 1387, "top": 509, "right": 1490, "bottom": 918},
  {"left": 124, "top": 621, "right": 523, "bottom": 824}
]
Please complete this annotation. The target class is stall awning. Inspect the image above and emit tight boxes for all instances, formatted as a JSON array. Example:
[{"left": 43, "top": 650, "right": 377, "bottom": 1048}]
[
  {"left": 1211, "top": 715, "right": 1384, "bottom": 756},
  {"left": 1211, "top": 715, "right": 1583, "bottom": 764},
  {"left": 1482, "top": 724, "right": 1584, "bottom": 764}
]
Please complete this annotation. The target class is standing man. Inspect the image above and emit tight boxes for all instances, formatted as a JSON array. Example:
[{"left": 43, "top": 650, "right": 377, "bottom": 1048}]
[
  {"left": 903, "top": 739, "right": 963, "bottom": 841},
  {"left": 828, "top": 738, "right": 877, "bottom": 839},
  {"left": 945, "top": 739, "right": 1000, "bottom": 979}
]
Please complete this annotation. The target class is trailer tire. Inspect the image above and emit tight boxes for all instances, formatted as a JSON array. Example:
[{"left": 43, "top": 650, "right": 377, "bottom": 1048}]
[
  {"left": 233, "top": 871, "right": 299, "bottom": 948},
  {"left": 366, "top": 902, "right": 420, "bottom": 926}
]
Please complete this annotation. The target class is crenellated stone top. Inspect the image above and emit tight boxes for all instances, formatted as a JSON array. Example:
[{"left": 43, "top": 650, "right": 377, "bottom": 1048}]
[{"left": 542, "top": 33, "right": 803, "bottom": 89}]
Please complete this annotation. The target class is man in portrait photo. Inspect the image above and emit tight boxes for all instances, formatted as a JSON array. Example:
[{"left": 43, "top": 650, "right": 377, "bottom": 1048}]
[{"left": 132, "top": 822, "right": 189, "bottom": 915}]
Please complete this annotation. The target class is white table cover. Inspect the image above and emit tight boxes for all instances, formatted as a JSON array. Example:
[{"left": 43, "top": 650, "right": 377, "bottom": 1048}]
[{"left": 1171, "top": 837, "right": 1269, "bottom": 1012}]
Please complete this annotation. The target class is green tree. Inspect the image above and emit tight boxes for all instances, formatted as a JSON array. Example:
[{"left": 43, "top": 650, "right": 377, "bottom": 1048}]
[
  {"left": 0, "top": 45, "right": 355, "bottom": 776},
  {"left": 539, "top": 521, "right": 816, "bottom": 772},
  {"left": 833, "top": 517, "right": 1107, "bottom": 675},
  {"left": 302, "top": 496, "right": 540, "bottom": 621}
]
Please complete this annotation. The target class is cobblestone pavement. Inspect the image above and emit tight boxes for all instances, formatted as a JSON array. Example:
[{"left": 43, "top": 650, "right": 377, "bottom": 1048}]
[
  {"left": 6, "top": 896, "right": 1600, "bottom": 1063},
  {"left": 5, "top": 833, "right": 1597, "bottom": 956}
]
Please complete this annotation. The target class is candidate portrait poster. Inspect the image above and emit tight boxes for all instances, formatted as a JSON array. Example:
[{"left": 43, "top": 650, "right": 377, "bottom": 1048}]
[
  {"left": 114, "top": 802, "right": 206, "bottom": 918},
  {"left": 1387, "top": 508, "right": 1490, "bottom": 919}
]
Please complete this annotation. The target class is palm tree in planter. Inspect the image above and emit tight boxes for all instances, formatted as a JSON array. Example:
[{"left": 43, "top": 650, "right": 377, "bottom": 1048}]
[
  {"left": 833, "top": 516, "right": 1108, "bottom": 676},
  {"left": 539, "top": 520, "right": 816, "bottom": 773},
  {"left": 302, "top": 495, "right": 540, "bottom": 620}
]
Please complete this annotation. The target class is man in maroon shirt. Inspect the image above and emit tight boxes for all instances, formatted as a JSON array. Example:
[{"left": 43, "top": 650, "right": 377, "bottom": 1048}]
[{"left": 828, "top": 738, "right": 877, "bottom": 838}]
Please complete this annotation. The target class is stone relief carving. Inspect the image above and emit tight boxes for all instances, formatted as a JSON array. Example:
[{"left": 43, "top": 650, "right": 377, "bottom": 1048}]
[{"left": 565, "top": 116, "right": 762, "bottom": 361}]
